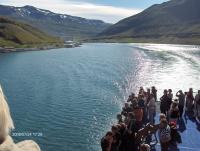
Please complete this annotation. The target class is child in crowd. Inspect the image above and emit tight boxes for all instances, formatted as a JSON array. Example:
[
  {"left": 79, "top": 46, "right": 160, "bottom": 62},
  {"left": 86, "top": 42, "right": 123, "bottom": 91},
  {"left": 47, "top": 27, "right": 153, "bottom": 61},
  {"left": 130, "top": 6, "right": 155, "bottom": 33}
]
[
  {"left": 140, "top": 144, "right": 151, "bottom": 151},
  {"left": 158, "top": 118, "right": 171, "bottom": 151}
]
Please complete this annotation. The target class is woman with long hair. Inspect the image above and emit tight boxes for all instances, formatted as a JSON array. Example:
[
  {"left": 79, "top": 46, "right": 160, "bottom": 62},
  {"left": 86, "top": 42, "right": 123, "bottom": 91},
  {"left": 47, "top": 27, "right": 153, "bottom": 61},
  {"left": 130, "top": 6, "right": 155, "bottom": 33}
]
[
  {"left": 0, "top": 85, "right": 40, "bottom": 151},
  {"left": 0, "top": 85, "right": 14, "bottom": 142}
]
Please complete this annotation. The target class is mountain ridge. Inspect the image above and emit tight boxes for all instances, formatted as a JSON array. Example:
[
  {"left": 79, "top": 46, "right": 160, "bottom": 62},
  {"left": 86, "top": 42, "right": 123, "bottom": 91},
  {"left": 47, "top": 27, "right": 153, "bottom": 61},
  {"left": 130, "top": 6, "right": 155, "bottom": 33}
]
[
  {"left": 0, "top": 4, "right": 111, "bottom": 40},
  {"left": 96, "top": 0, "right": 200, "bottom": 45}
]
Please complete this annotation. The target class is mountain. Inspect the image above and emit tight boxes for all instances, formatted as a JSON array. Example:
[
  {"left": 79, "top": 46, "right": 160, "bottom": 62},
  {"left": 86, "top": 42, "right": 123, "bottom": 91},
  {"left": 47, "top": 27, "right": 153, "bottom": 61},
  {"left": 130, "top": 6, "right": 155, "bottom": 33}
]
[
  {"left": 97, "top": 0, "right": 200, "bottom": 45},
  {"left": 0, "top": 17, "right": 63, "bottom": 48},
  {"left": 0, "top": 5, "right": 111, "bottom": 40}
]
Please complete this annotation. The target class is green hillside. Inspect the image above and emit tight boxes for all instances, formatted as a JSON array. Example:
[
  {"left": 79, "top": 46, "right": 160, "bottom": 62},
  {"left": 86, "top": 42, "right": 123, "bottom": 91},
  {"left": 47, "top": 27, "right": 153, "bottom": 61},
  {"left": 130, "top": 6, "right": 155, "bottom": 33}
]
[
  {"left": 0, "top": 17, "right": 63, "bottom": 48},
  {"left": 96, "top": 0, "right": 200, "bottom": 45}
]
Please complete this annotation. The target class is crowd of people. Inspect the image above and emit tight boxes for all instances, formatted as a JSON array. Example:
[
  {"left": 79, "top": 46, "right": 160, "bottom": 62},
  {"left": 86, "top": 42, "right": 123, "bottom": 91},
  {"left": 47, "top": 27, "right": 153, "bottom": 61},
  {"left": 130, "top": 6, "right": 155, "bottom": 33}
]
[{"left": 101, "top": 87, "right": 200, "bottom": 151}]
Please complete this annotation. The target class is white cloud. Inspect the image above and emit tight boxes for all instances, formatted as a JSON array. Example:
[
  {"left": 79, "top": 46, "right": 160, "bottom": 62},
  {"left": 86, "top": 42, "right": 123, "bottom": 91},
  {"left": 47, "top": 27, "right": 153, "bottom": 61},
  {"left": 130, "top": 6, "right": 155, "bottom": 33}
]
[{"left": 0, "top": 0, "right": 142, "bottom": 23}]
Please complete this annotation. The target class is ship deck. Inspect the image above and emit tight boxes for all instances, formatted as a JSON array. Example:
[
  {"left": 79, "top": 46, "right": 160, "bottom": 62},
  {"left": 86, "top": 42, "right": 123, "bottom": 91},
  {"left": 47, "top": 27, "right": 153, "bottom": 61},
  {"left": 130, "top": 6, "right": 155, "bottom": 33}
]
[{"left": 154, "top": 112, "right": 200, "bottom": 151}]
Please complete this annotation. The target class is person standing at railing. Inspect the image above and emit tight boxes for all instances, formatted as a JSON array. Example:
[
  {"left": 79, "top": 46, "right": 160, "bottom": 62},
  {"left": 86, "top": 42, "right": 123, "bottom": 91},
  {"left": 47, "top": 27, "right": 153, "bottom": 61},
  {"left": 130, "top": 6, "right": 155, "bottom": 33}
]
[
  {"left": 147, "top": 94, "right": 156, "bottom": 124},
  {"left": 101, "top": 131, "right": 113, "bottom": 151},
  {"left": 167, "top": 89, "right": 173, "bottom": 111},
  {"left": 151, "top": 86, "right": 157, "bottom": 102},
  {"left": 186, "top": 88, "right": 194, "bottom": 112},
  {"left": 176, "top": 90, "right": 185, "bottom": 118},
  {"left": 160, "top": 90, "right": 170, "bottom": 115},
  {"left": 194, "top": 90, "right": 200, "bottom": 119}
]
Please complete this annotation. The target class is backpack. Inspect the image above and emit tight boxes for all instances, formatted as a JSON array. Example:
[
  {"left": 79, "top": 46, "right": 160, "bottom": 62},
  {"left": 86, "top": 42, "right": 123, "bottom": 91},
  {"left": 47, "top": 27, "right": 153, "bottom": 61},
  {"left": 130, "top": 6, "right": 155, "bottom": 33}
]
[{"left": 159, "top": 126, "right": 171, "bottom": 143}]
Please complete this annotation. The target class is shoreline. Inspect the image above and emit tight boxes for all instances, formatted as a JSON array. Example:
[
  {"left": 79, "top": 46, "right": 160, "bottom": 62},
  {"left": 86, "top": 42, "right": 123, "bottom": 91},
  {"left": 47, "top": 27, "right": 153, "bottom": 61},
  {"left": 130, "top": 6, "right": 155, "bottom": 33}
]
[
  {"left": 83, "top": 38, "right": 200, "bottom": 46},
  {"left": 84, "top": 42, "right": 200, "bottom": 47},
  {"left": 1, "top": 42, "right": 199, "bottom": 53},
  {"left": 0, "top": 45, "right": 64, "bottom": 53},
  {"left": 0, "top": 42, "right": 82, "bottom": 53}
]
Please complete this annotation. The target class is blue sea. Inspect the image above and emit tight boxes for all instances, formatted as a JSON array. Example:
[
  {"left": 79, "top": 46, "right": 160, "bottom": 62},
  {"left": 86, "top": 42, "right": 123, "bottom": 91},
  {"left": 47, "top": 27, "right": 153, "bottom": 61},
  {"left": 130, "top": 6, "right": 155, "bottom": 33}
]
[{"left": 0, "top": 43, "right": 200, "bottom": 151}]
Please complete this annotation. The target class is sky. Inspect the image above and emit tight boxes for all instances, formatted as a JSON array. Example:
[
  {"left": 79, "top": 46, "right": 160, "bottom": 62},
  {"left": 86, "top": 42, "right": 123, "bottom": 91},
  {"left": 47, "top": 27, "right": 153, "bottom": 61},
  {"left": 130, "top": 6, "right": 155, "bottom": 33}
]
[{"left": 0, "top": 0, "right": 168, "bottom": 23}]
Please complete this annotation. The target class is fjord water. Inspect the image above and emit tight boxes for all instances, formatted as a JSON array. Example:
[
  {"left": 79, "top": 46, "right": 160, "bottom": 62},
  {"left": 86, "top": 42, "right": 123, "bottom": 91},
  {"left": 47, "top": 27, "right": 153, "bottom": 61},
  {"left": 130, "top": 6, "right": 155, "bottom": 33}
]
[{"left": 0, "top": 43, "right": 200, "bottom": 151}]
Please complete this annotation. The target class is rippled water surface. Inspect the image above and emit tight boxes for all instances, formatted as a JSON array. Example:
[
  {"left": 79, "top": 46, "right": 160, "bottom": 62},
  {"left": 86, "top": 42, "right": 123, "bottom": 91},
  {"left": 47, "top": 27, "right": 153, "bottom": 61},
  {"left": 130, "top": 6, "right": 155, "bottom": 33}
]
[{"left": 0, "top": 43, "right": 200, "bottom": 151}]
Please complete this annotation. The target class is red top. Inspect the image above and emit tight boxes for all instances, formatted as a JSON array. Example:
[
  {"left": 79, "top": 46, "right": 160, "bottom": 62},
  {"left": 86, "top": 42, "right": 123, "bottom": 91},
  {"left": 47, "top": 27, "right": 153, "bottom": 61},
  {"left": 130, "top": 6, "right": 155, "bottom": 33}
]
[{"left": 134, "top": 108, "right": 143, "bottom": 122}]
